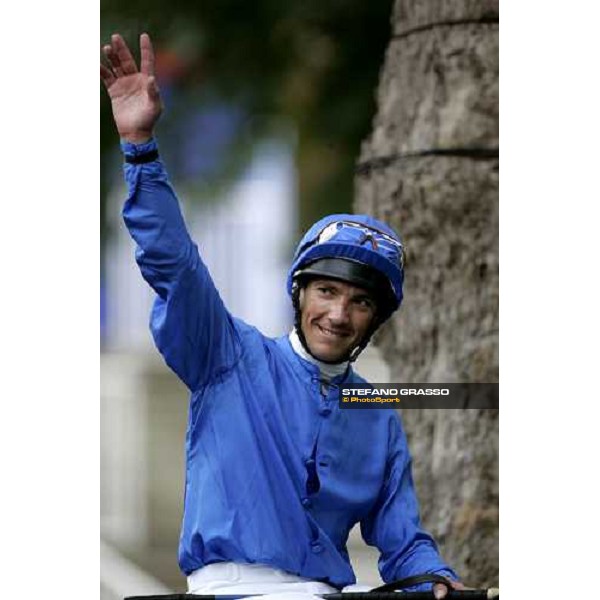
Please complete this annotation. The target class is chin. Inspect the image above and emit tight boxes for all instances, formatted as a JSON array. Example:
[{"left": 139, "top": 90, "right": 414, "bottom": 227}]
[{"left": 309, "top": 343, "right": 350, "bottom": 363}]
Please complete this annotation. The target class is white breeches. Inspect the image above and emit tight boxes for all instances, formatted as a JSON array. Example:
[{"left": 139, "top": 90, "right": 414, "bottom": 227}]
[{"left": 187, "top": 562, "right": 371, "bottom": 599}]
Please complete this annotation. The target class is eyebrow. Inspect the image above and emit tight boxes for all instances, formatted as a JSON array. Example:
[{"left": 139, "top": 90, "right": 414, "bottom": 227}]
[
  {"left": 312, "top": 280, "right": 374, "bottom": 302},
  {"left": 313, "top": 280, "right": 338, "bottom": 288}
]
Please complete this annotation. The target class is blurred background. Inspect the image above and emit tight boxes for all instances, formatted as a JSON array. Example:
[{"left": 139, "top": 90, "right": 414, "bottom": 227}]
[{"left": 101, "top": 1, "right": 499, "bottom": 598}]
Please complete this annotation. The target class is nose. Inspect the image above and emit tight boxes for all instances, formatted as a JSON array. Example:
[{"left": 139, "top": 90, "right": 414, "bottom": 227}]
[{"left": 327, "top": 298, "right": 350, "bottom": 325}]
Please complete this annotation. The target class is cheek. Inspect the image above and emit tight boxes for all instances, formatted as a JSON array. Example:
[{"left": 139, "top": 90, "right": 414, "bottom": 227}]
[
  {"left": 300, "top": 300, "right": 316, "bottom": 330},
  {"left": 352, "top": 311, "right": 374, "bottom": 335},
  {"left": 302, "top": 294, "right": 329, "bottom": 320}
]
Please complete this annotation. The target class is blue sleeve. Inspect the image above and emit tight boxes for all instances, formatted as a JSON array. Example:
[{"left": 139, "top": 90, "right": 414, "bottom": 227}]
[
  {"left": 360, "top": 414, "right": 459, "bottom": 590},
  {"left": 120, "top": 139, "right": 240, "bottom": 391}
]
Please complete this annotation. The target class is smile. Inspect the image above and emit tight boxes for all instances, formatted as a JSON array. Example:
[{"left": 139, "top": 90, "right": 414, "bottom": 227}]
[{"left": 315, "top": 323, "right": 350, "bottom": 338}]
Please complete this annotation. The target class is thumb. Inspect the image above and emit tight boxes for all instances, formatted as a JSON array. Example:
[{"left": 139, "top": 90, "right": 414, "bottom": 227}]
[
  {"left": 146, "top": 76, "right": 160, "bottom": 101},
  {"left": 433, "top": 583, "right": 448, "bottom": 599}
]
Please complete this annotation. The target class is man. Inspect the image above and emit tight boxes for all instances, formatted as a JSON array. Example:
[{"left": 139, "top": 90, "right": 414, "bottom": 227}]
[{"left": 101, "top": 33, "right": 465, "bottom": 599}]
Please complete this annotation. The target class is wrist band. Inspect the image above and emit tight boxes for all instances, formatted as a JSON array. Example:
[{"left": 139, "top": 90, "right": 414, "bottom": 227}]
[{"left": 125, "top": 149, "right": 159, "bottom": 164}]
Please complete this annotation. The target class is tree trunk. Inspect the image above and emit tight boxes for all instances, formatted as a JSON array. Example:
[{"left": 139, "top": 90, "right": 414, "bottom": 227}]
[{"left": 354, "top": 0, "right": 499, "bottom": 587}]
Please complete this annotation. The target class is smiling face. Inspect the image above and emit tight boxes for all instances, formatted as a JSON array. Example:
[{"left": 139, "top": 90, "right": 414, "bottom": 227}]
[{"left": 299, "top": 278, "right": 377, "bottom": 363}]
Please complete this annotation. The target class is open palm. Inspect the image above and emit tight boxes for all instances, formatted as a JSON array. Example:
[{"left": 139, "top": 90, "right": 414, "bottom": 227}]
[{"left": 100, "top": 33, "right": 162, "bottom": 143}]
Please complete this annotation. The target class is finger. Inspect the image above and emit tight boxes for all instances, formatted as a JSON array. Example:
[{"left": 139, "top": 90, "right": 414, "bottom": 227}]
[
  {"left": 146, "top": 76, "right": 160, "bottom": 101},
  {"left": 140, "top": 32, "right": 155, "bottom": 76},
  {"left": 100, "top": 63, "right": 116, "bottom": 89},
  {"left": 433, "top": 583, "right": 448, "bottom": 599},
  {"left": 103, "top": 44, "right": 123, "bottom": 77},
  {"left": 111, "top": 33, "right": 138, "bottom": 75}
]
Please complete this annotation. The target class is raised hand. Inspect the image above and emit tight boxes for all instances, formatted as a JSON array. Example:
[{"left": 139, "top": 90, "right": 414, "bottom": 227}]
[{"left": 100, "top": 33, "right": 163, "bottom": 143}]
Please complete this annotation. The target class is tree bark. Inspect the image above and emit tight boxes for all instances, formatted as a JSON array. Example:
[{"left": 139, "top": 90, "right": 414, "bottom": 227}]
[{"left": 355, "top": 0, "right": 498, "bottom": 587}]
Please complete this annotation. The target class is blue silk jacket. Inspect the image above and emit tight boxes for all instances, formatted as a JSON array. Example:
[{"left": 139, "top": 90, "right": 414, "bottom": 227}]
[{"left": 121, "top": 139, "right": 457, "bottom": 589}]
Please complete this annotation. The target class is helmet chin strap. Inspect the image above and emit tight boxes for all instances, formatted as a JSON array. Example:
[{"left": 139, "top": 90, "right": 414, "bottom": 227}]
[{"left": 291, "top": 282, "right": 380, "bottom": 364}]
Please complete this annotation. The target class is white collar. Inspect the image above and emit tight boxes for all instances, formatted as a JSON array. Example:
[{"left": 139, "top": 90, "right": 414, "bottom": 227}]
[{"left": 289, "top": 329, "right": 349, "bottom": 381}]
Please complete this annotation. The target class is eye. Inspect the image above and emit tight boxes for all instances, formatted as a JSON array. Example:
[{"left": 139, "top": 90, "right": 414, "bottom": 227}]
[
  {"left": 317, "top": 286, "right": 335, "bottom": 295},
  {"left": 355, "top": 297, "right": 374, "bottom": 310}
]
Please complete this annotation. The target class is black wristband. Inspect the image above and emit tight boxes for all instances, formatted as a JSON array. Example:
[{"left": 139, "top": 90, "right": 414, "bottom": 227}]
[{"left": 125, "top": 149, "right": 159, "bottom": 164}]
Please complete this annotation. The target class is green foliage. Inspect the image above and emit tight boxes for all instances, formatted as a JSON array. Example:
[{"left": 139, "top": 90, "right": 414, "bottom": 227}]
[{"left": 101, "top": 0, "right": 393, "bottom": 246}]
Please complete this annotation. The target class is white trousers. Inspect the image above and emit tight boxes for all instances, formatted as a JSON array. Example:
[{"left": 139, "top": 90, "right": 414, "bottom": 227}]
[{"left": 187, "top": 562, "right": 372, "bottom": 599}]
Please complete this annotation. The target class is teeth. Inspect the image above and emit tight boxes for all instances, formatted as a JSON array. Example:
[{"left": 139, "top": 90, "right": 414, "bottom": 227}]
[{"left": 318, "top": 325, "right": 343, "bottom": 337}]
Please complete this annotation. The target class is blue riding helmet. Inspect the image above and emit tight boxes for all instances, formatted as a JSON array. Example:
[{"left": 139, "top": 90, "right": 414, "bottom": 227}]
[{"left": 287, "top": 214, "right": 405, "bottom": 323}]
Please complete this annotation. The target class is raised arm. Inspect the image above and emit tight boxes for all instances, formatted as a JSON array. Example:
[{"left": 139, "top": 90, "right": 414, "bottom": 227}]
[{"left": 101, "top": 34, "right": 240, "bottom": 391}]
